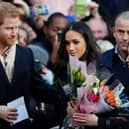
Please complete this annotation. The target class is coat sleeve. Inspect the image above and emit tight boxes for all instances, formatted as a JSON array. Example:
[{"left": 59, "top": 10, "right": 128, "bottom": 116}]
[{"left": 98, "top": 117, "right": 129, "bottom": 129}]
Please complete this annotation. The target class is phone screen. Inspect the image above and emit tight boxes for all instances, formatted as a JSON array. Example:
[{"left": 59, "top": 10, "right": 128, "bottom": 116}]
[
  {"left": 35, "top": 8, "right": 42, "bottom": 15},
  {"left": 30, "top": 5, "right": 50, "bottom": 16},
  {"left": 76, "top": 0, "right": 91, "bottom": 17}
]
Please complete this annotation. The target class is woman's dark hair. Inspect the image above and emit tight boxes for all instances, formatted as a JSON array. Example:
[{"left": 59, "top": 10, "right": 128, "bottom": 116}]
[{"left": 54, "top": 21, "right": 98, "bottom": 77}]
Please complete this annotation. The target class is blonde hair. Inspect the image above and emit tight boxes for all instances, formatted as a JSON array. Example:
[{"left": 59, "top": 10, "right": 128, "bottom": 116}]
[{"left": 0, "top": 2, "right": 20, "bottom": 25}]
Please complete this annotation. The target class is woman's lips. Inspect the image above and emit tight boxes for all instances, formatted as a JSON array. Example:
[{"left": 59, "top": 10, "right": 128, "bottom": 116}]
[{"left": 69, "top": 52, "right": 76, "bottom": 56}]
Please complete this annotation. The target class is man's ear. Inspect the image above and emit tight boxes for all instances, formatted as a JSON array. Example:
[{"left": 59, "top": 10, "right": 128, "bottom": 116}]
[
  {"left": 112, "top": 26, "right": 116, "bottom": 37},
  {"left": 111, "top": 26, "right": 115, "bottom": 33}
]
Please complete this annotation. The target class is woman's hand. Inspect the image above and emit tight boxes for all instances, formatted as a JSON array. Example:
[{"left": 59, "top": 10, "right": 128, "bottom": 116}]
[
  {"left": 67, "top": 101, "right": 79, "bottom": 117},
  {"left": 73, "top": 113, "right": 98, "bottom": 126},
  {"left": 0, "top": 106, "right": 18, "bottom": 123}
]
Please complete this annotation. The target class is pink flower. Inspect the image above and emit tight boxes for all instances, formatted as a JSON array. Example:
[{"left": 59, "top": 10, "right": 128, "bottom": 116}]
[{"left": 87, "top": 93, "right": 100, "bottom": 102}]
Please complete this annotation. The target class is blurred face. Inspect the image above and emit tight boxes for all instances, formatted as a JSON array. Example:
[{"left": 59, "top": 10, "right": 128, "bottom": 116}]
[
  {"left": 65, "top": 30, "right": 87, "bottom": 59},
  {"left": 46, "top": 17, "right": 68, "bottom": 41},
  {"left": 0, "top": 16, "right": 20, "bottom": 48},
  {"left": 87, "top": 19, "right": 108, "bottom": 41},
  {"left": 113, "top": 17, "right": 129, "bottom": 53},
  {"left": 18, "top": 28, "right": 27, "bottom": 47}
]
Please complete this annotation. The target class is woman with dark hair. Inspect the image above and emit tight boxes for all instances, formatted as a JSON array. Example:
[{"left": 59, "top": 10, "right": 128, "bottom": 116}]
[
  {"left": 54, "top": 21, "right": 129, "bottom": 129},
  {"left": 53, "top": 21, "right": 99, "bottom": 128},
  {"left": 54, "top": 21, "right": 98, "bottom": 80}
]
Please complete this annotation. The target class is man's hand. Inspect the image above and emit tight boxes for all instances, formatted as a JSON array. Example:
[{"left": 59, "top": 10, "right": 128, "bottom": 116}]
[
  {"left": 87, "top": 1, "right": 101, "bottom": 19},
  {"left": 0, "top": 106, "right": 18, "bottom": 123}
]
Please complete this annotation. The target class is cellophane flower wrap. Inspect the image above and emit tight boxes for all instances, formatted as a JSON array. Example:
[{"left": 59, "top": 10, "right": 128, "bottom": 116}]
[{"left": 63, "top": 56, "right": 129, "bottom": 129}]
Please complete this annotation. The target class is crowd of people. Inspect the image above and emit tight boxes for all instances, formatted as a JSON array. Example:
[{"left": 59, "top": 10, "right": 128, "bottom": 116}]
[{"left": 0, "top": 0, "right": 129, "bottom": 129}]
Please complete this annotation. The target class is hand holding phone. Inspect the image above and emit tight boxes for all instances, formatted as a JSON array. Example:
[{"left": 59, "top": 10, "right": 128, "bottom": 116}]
[
  {"left": 76, "top": 0, "right": 92, "bottom": 17},
  {"left": 30, "top": 4, "right": 50, "bottom": 18}
]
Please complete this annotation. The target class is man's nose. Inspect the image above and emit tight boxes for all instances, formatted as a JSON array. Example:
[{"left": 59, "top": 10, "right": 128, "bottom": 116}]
[{"left": 123, "top": 32, "right": 129, "bottom": 40}]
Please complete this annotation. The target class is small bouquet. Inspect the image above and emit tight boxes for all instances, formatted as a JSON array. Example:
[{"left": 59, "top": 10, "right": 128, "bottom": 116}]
[
  {"left": 63, "top": 56, "right": 129, "bottom": 129},
  {"left": 78, "top": 77, "right": 125, "bottom": 114}
]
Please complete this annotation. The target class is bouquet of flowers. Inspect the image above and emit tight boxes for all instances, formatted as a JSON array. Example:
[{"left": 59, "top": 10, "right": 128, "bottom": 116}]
[
  {"left": 78, "top": 76, "right": 125, "bottom": 114},
  {"left": 63, "top": 56, "right": 129, "bottom": 129}
]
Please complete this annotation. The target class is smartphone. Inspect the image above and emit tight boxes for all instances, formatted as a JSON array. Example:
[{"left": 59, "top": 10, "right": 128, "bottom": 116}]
[
  {"left": 30, "top": 4, "right": 50, "bottom": 18},
  {"left": 76, "top": 0, "right": 91, "bottom": 17},
  {"left": 35, "top": 5, "right": 49, "bottom": 15}
]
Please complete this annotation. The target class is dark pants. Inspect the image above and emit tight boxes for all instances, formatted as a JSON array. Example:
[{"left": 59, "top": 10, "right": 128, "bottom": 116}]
[
  {"left": 0, "top": 119, "right": 31, "bottom": 129},
  {"left": 31, "top": 105, "right": 59, "bottom": 129}
]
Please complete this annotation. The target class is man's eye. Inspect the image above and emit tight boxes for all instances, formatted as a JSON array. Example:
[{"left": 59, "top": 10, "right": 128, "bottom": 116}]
[
  {"left": 118, "top": 30, "right": 124, "bottom": 33},
  {"left": 6, "top": 27, "right": 11, "bottom": 30}
]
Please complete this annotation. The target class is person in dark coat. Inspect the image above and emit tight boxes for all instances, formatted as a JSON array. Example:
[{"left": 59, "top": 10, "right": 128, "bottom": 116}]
[
  {"left": 0, "top": 2, "right": 66, "bottom": 129},
  {"left": 101, "top": 11, "right": 129, "bottom": 94},
  {"left": 100, "top": 11, "right": 129, "bottom": 129}
]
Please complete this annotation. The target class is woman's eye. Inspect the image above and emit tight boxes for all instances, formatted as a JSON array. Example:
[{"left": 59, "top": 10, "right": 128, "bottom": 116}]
[{"left": 73, "top": 40, "right": 79, "bottom": 44}]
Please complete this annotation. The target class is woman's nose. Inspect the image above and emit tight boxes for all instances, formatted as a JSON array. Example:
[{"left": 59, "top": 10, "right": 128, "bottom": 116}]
[{"left": 69, "top": 43, "right": 74, "bottom": 50}]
